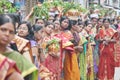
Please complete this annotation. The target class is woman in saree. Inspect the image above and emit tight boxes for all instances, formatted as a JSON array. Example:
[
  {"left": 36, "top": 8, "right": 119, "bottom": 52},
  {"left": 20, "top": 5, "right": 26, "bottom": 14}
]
[
  {"left": 84, "top": 20, "right": 95, "bottom": 80},
  {"left": 37, "top": 22, "right": 62, "bottom": 80},
  {"left": 16, "top": 21, "right": 35, "bottom": 63},
  {"left": 33, "top": 24, "right": 53, "bottom": 80},
  {"left": 92, "top": 18, "right": 103, "bottom": 79},
  {"left": 0, "top": 14, "right": 38, "bottom": 80},
  {"left": 0, "top": 14, "right": 37, "bottom": 80},
  {"left": 71, "top": 19, "right": 88, "bottom": 80},
  {"left": 77, "top": 21, "right": 88, "bottom": 80},
  {"left": 55, "top": 16, "right": 80, "bottom": 80},
  {"left": 70, "top": 19, "right": 84, "bottom": 64},
  {"left": 97, "top": 18, "right": 116, "bottom": 80},
  {"left": 111, "top": 28, "right": 120, "bottom": 80}
]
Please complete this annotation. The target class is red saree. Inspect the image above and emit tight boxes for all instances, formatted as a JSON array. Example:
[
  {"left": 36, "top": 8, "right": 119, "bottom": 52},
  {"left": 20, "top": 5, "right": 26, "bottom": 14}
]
[
  {"left": 40, "top": 36, "right": 62, "bottom": 80},
  {"left": 0, "top": 54, "right": 20, "bottom": 80},
  {"left": 98, "top": 28, "right": 116, "bottom": 79},
  {"left": 112, "top": 32, "right": 120, "bottom": 67}
]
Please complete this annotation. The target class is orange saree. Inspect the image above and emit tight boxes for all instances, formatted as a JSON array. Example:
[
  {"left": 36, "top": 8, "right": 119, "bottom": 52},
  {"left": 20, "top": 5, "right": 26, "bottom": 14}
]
[
  {"left": 55, "top": 31, "right": 80, "bottom": 80},
  {"left": 98, "top": 28, "right": 116, "bottom": 79}
]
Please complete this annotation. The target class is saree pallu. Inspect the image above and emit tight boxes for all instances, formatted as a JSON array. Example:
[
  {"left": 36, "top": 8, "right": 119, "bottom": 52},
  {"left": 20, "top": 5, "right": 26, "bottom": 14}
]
[
  {"left": 79, "top": 51, "right": 87, "bottom": 80},
  {"left": 86, "top": 43, "right": 94, "bottom": 80},
  {"left": 3, "top": 51, "right": 38, "bottom": 80},
  {"left": 56, "top": 31, "right": 80, "bottom": 80},
  {"left": 98, "top": 43, "right": 115, "bottom": 79},
  {"left": 112, "top": 32, "right": 120, "bottom": 67},
  {"left": 98, "top": 28, "right": 116, "bottom": 39},
  {"left": 12, "top": 35, "right": 33, "bottom": 63},
  {"left": 0, "top": 54, "right": 20, "bottom": 80},
  {"left": 79, "top": 34, "right": 88, "bottom": 80},
  {"left": 64, "top": 51, "right": 80, "bottom": 80},
  {"left": 44, "top": 55, "right": 61, "bottom": 80},
  {"left": 112, "top": 32, "right": 120, "bottom": 80}
]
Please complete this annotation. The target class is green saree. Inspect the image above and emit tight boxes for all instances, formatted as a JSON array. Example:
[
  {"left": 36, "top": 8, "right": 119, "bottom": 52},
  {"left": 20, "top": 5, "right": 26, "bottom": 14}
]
[
  {"left": 79, "top": 35, "right": 88, "bottom": 80},
  {"left": 3, "top": 51, "right": 38, "bottom": 80}
]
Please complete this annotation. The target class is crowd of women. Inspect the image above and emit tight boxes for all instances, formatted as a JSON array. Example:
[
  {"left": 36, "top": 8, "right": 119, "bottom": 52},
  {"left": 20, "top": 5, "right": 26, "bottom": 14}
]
[{"left": 1, "top": 4, "right": 120, "bottom": 80}]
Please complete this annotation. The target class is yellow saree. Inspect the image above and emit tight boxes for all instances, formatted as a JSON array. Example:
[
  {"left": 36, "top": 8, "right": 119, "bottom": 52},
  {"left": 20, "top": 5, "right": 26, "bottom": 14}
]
[
  {"left": 58, "top": 31, "right": 80, "bottom": 80},
  {"left": 12, "top": 35, "right": 33, "bottom": 63}
]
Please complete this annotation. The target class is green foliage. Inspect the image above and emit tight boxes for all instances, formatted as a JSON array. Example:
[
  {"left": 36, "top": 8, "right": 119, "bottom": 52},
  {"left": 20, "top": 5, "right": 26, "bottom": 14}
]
[
  {"left": 33, "top": 0, "right": 87, "bottom": 20},
  {"left": 63, "top": 2, "right": 87, "bottom": 15},
  {"left": 46, "top": 39, "right": 60, "bottom": 49},
  {"left": 89, "top": 4, "right": 115, "bottom": 17},
  {"left": 62, "top": 2, "right": 73, "bottom": 14},
  {"left": 51, "top": 0, "right": 63, "bottom": 7},
  {"left": 0, "top": 0, "right": 17, "bottom": 14},
  {"left": 33, "top": 5, "right": 49, "bottom": 19}
]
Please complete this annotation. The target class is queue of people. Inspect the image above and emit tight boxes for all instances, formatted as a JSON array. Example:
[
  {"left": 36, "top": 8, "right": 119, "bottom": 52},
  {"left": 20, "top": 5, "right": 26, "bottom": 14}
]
[{"left": 1, "top": 5, "right": 120, "bottom": 80}]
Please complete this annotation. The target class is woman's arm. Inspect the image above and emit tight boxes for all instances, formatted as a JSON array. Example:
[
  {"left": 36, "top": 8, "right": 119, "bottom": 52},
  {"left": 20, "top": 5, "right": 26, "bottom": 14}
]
[{"left": 24, "top": 7, "right": 34, "bottom": 21}]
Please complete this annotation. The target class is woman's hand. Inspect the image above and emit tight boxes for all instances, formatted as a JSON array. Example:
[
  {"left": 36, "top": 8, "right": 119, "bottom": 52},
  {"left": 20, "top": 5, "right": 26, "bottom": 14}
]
[
  {"left": 104, "top": 39, "right": 116, "bottom": 44},
  {"left": 24, "top": 7, "right": 34, "bottom": 21},
  {"left": 7, "top": 72, "right": 24, "bottom": 80},
  {"left": 103, "top": 41, "right": 108, "bottom": 45},
  {"left": 74, "top": 46, "right": 83, "bottom": 53},
  {"left": 49, "top": 52, "right": 60, "bottom": 58}
]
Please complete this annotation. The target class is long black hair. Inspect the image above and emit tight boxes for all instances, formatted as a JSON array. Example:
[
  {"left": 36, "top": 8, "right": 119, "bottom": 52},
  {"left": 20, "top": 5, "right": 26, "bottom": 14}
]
[
  {"left": 18, "top": 21, "right": 34, "bottom": 40},
  {"left": 103, "top": 18, "right": 111, "bottom": 23},
  {"left": 84, "top": 20, "right": 92, "bottom": 27},
  {"left": 70, "top": 20, "right": 78, "bottom": 26},
  {"left": 0, "top": 14, "right": 18, "bottom": 51},
  {"left": 60, "top": 16, "right": 71, "bottom": 30},
  {"left": 7, "top": 13, "right": 21, "bottom": 25},
  {"left": 32, "top": 24, "right": 43, "bottom": 32},
  {"left": 0, "top": 14, "right": 16, "bottom": 32}
]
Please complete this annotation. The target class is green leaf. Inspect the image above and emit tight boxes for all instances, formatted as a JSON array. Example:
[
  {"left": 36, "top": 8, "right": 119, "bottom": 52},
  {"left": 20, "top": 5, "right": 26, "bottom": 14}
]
[{"left": 0, "top": 0, "right": 17, "bottom": 14}]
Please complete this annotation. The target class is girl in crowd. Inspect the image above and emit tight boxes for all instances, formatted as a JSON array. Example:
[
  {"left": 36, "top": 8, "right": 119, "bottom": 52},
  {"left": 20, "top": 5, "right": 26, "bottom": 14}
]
[
  {"left": 93, "top": 18, "right": 103, "bottom": 79},
  {"left": 112, "top": 27, "right": 120, "bottom": 80},
  {"left": 14, "top": 21, "right": 34, "bottom": 63},
  {"left": 0, "top": 14, "right": 24, "bottom": 80},
  {"left": 33, "top": 24, "right": 52, "bottom": 80},
  {"left": 97, "top": 18, "right": 116, "bottom": 80},
  {"left": 17, "top": 21, "right": 34, "bottom": 40},
  {"left": 77, "top": 21, "right": 88, "bottom": 80},
  {"left": 70, "top": 19, "right": 88, "bottom": 80},
  {"left": 84, "top": 20, "right": 94, "bottom": 80},
  {"left": 1, "top": 14, "right": 38, "bottom": 80},
  {"left": 0, "top": 14, "right": 38, "bottom": 80},
  {"left": 38, "top": 22, "right": 62, "bottom": 80},
  {"left": 70, "top": 19, "right": 83, "bottom": 60},
  {"left": 32, "top": 24, "right": 44, "bottom": 64},
  {"left": 35, "top": 18, "right": 46, "bottom": 27},
  {"left": 55, "top": 16, "right": 80, "bottom": 80}
]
